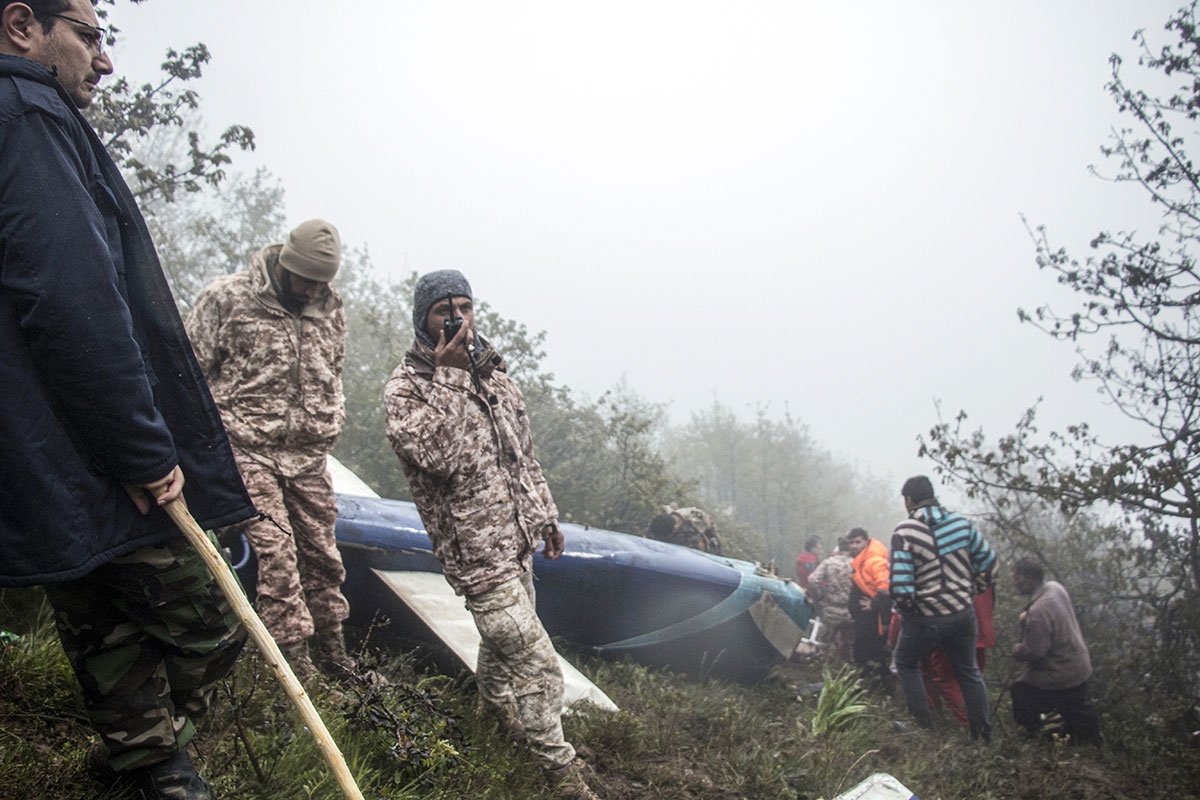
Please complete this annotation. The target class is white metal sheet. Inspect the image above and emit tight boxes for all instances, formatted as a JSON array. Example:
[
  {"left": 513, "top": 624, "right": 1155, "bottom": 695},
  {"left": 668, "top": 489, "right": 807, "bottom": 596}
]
[
  {"left": 834, "top": 772, "right": 918, "bottom": 800},
  {"left": 372, "top": 569, "right": 618, "bottom": 713}
]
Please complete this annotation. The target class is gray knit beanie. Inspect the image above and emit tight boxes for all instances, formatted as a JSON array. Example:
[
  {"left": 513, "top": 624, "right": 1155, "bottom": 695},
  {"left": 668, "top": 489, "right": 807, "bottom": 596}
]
[
  {"left": 413, "top": 269, "right": 473, "bottom": 337},
  {"left": 278, "top": 219, "right": 341, "bottom": 282}
]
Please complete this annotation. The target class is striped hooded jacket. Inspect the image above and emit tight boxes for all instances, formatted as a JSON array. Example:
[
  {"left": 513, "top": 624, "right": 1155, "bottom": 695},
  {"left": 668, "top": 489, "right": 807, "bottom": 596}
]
[{"left": 889, "top": 502, "right": 995, "bottom": 617}]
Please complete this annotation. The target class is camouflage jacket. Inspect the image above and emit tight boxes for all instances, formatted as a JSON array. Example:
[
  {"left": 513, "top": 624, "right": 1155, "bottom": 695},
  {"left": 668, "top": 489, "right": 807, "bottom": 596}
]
[
  {"left": 384, "top": 337, "right": 558, "bottom": 597},
  {"left": 808, "top": 552, "right": 853, "bottom": 624},
  {"left": 186, "top": 245, "right": 345, "bottom": 477},
  {"left": 665, "top": 506, "right": 722, "bottom": 554}
]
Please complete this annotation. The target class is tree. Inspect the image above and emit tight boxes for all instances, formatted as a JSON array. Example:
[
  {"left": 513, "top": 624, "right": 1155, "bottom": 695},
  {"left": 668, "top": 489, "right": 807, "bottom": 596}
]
[
  {"left": 84, "top": 2, "right": 268, "bottom": 314},
  {"left": 88, "top": 2, "right": 255, "bottom": 204},
  {"left": 532, "top": 381, "right": 709, "bottom": 540},
  {"left": 332, "top": 260, "right": 415, "bottom": 497},
  {"left": 147, "top": 166, "right": 287, "bottom": 313},
  {"left": 921, "top": 4, "right": 1200, "bottom": 698},
  {"left": 664, "top": 398, "right": 896, "bottom": 569}
]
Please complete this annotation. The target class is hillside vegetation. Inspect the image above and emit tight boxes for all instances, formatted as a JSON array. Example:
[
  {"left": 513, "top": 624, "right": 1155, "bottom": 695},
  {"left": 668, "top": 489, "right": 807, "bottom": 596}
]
[{"left": 2, "top": 584, "right": 1197, "bottom": 800}]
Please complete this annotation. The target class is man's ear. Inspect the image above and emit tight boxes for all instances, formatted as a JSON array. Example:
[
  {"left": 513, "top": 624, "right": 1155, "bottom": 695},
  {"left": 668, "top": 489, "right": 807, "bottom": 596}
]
[{"left": 1, "top": 3, "right": 39, "bottom": 55}]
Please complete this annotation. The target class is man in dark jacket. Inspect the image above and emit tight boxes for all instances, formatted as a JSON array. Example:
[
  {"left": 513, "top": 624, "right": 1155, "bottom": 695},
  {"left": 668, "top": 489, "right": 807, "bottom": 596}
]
[
  {"left": 0, "top": 2, "right": 255, "bottom": 797},
  {"left": 1010, "top": 557, "right": 1102, "bottom": 744}
]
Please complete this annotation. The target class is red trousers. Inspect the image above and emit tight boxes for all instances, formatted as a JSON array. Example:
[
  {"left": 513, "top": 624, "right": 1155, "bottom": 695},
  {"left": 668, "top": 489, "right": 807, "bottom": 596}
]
[{"left": 889, "top": 610, "right": 987, "bottom": 727}]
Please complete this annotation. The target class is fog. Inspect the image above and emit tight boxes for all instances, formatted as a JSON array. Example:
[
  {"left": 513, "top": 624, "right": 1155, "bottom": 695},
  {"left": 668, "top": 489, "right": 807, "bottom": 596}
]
[{"left": 109, "top": 0, "right": 1178, "bottom": 483}]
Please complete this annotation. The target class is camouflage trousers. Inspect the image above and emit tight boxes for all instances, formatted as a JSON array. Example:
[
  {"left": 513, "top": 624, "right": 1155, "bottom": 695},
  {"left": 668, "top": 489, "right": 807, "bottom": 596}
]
[
  {"left": 237, "top": 455, "right": 349, "bottom": 645},
  {"left": 466, "top": 572, "right": 575, "bottom": 771},
  {"left": 43, "top": 533, "right": 246, "bottom": 771}
]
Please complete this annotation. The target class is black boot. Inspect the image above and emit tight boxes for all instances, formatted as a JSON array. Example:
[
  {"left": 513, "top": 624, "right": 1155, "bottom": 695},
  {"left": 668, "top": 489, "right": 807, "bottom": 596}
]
[
  {"left": 132, "top": 749, "right": 214, "bottom": 800},
  {"left": 314, "top": 624, "right": 388, "bottom": 686}
]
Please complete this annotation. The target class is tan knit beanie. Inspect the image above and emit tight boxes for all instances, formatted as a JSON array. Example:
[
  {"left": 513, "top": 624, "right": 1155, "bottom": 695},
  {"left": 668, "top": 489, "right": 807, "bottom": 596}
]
[{"left": 278, "top": 219, "right": 341, "bottom": 282}]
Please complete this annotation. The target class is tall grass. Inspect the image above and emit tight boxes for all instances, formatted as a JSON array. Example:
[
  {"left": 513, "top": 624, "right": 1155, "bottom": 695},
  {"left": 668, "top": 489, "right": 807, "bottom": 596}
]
[{"left": 3, "top": 586, "right": 1200, "bottom": 799}]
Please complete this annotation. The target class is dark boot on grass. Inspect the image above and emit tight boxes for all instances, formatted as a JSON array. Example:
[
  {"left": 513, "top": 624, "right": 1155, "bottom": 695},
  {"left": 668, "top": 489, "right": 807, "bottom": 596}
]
[
  {"left": 314, "top": 624, "right": 390, "bottom": 686},
  {"left": 131, "top": 748, "right": 215, "bottom": 800},
  {"left": 546, "top": 757, "right": 600, "bottom": 800},
  {"left": 313, "top": 623, "right": 356, "bottom": 681},
  {"left": 85, "top": 741, "right": 118, "bottom": 783},
  {"left": 279, "top": 639, "right": 320, "bottom": 687}
]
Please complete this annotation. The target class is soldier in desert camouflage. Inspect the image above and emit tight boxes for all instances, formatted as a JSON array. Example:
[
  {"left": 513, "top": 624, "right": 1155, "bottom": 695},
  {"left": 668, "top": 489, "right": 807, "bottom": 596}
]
[
  {"left": 384, "top": 270, "right": 598, "bottom": 800},
  {"left": 808, "top": 537, "right": 855, "bottom": 659},
  {"left": 187, "top": 219, "right": 355, "bottom": 683}
]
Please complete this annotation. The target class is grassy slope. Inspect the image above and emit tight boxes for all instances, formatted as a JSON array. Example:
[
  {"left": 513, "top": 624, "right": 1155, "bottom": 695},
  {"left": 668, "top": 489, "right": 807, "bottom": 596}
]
[{"left": 2, "top": 586, "right": 1198, "bottom": 800}]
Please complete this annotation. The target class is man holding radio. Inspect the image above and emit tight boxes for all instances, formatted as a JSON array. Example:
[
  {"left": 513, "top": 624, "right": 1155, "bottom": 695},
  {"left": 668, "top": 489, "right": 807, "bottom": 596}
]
[{"left": 384, "top": 269, "right": 597, "bottom": 800}]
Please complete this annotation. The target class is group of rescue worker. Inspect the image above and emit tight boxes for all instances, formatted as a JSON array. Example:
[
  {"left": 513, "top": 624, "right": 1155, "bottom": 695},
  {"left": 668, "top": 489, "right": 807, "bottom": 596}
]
[
  {"left": 799, "top": 477, "right": 1102, "bottom": 745},
  {"left": 0, "top": 5, "right": 1102, "bottom": 800}
]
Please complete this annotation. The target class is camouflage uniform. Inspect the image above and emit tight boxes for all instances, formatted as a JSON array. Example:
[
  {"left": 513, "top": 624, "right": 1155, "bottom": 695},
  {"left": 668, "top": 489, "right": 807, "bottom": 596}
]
[
  {"left": 384, "top": 339, "right": 557, "bottom": 597},
  {"left": 468, "top": 572, "right": 574, "bottom": 768},
  {"left": 43, "top": 533, "right": 246, "bottom": 771},
  {"left": 809, "top": 551, "right": 854, "bottom": 633},
  {"left": 235, "top": 455, "right": 346, "bottom": 643},
  {"left": 660, "top": 506, "right": 722, "bottom": 554},
  {"left": 187, "top": 245, "right": 349, "bottom": 645},
  {"left": 385, "top": 337, "right": 574, "bottom": 770}
]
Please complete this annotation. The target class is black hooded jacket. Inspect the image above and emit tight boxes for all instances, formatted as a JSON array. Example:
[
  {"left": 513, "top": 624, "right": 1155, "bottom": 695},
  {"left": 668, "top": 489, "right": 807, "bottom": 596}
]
[{"left": 0, "top": 55, "right": 254, "bottom": 586}]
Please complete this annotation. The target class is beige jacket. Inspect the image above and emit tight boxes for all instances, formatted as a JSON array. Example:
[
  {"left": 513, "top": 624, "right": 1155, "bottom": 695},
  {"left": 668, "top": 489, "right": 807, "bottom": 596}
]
[
  {"left": 186, "top": 245, "right": 345, "bottom": 476},
  {"left": 384, "top": 339, "right": 557, "bottom": 596}
]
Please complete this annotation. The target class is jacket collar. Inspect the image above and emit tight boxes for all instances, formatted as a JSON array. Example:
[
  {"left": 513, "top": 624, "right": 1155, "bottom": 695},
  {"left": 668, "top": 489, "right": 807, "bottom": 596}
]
[
  {"left": 1018, "top": 581, "right": 1053, "bottom": 617},
  {"left": 909, "top": 501, "right": 946, "bottom": 525},
  {"left": 852, "top": 537, "right": 887, "bottom": 568},
  {"left": 0, "top": 54, "right": 92, "bottom": 128},
  {"left": 0, "top": 53, "right": 58, "bottom": 86}
]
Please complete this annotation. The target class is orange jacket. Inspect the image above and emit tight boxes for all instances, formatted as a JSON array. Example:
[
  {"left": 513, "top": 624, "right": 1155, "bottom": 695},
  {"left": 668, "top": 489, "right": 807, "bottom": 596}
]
[{"left": 851, "top": 538, "right": 890, "bottom": 597}]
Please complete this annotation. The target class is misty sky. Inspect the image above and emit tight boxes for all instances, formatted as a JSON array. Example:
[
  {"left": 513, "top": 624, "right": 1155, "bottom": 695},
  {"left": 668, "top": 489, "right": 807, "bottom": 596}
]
[{"left": 109, "top": 1, "right": 1180, "bottom": 485}]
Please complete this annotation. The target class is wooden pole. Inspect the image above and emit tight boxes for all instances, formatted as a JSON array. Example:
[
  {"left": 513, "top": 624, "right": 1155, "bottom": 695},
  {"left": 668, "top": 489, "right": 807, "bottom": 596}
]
[{"left": 162, "top": 499, "right": 366, "bottom": 800}]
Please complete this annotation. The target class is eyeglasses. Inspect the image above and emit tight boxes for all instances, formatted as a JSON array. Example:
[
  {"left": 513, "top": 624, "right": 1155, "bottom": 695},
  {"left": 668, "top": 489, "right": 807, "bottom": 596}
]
[{"left": 51, "top": 13, "right": 107, "bottom": 54}]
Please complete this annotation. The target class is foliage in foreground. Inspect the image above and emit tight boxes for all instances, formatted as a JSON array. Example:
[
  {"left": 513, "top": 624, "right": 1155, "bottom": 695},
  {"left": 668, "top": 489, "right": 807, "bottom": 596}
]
[
  {"left": 4, "top": 585, "right": 1200, "bottom": 800},
  {"left": 804, "top": 665, "right": 870, "bottom": 739},
  {"left": 922, "top": 1, "right": 1200, "bottom": 703}
]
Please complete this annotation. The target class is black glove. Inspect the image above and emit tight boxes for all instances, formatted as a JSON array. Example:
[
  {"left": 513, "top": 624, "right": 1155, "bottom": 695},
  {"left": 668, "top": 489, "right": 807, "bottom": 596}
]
[
  {"left": 870, "top": 590, "right": 892, "bottom": 615},
  {"left": 893, "top": 592, "right": 916, "bottom": 614}
]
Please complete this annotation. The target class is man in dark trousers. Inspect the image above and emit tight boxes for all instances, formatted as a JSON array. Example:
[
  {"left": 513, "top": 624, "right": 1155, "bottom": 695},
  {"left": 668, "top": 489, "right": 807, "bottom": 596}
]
[
  {"left": 1010, "top": 557, "right": 1102, "bottom": 744},
  {"left": 890, "top": 475, "right": 996, "bottom": 741},
  {"left": 0, "top": 2, "right": 255, "bottom": 796},
  {"left": 846, "top": 527, "right": 892, "bottom": 688}
]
